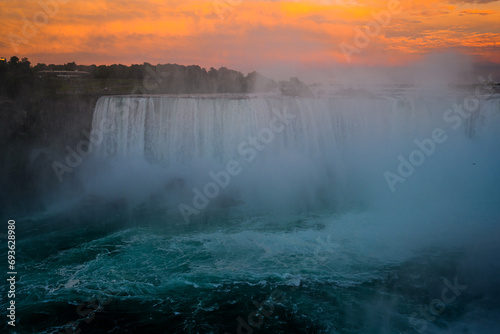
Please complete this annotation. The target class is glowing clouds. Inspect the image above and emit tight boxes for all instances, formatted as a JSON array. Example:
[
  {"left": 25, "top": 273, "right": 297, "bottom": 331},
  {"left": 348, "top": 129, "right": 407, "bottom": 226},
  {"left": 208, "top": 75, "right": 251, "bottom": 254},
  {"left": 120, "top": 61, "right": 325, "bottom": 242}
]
[{"left": 0, "top": 0, "right": 499, "bottom": 68}]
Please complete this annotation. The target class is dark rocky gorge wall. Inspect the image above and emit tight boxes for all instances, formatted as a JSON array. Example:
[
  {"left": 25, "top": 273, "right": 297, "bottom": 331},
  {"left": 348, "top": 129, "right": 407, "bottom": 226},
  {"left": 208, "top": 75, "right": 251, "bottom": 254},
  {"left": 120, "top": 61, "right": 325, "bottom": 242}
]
[{"left": 0, "top": 95, "right": 99, "bottom": 218}]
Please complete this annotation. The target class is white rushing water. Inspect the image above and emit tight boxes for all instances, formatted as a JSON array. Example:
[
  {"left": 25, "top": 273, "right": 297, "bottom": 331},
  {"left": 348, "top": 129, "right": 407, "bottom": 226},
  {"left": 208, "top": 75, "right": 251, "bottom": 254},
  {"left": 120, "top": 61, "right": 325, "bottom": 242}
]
[{"left": 87, "top": 93, "right": 500, "bottom": 220}]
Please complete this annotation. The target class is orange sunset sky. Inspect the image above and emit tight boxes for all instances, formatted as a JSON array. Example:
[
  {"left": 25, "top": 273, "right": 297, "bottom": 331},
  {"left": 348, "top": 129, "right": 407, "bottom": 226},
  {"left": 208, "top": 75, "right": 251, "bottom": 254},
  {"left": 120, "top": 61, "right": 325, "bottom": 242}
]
[{"left": 1, "top": 0, "right": 499, "bottom": 81}]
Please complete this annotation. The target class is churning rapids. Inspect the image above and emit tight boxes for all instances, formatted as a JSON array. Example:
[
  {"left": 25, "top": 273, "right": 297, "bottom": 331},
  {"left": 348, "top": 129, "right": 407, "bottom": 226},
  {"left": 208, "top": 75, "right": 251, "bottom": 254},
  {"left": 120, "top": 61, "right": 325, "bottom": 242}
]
[{"left": 3, "top": 90, "right": 500, "bottom": 333}]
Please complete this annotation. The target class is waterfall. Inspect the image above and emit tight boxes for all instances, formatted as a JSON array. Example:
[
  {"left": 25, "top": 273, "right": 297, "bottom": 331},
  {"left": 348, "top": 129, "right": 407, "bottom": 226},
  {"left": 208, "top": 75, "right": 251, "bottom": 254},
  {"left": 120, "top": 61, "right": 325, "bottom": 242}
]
[{"left": 86, "top": 94, "right": 500, "bottom": 220}]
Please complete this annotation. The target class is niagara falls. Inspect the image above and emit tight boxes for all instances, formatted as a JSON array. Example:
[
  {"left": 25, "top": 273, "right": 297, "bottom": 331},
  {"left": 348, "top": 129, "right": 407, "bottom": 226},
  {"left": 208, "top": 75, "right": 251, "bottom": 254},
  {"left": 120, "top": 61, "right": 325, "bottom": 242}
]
[{"left": 1, "top": 1, "right": 500, "bottom": 333}]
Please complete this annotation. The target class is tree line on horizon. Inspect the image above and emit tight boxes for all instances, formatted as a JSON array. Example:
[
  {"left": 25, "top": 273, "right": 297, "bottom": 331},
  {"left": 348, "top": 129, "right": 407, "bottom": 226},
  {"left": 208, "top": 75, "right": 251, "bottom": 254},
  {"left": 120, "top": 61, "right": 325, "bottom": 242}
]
[{"left": 1, "top": 56, "right": 309, "bottom": 100}]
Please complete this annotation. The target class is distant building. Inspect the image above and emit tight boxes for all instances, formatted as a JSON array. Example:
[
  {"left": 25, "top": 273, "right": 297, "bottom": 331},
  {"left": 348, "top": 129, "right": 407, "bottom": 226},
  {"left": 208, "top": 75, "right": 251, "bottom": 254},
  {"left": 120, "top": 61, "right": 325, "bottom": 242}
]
[
  {"left": 38, "top": 70, "right": 90, "bottom": 79},
  {"left": 0, "top": 57, "right": 6, "bottom": 62}
]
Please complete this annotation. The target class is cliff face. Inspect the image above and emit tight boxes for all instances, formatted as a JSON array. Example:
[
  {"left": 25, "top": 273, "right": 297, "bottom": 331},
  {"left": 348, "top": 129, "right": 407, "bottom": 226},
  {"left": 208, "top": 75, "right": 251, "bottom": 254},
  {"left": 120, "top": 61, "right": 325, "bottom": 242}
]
[
  {"left": 1, "top": 98, "right": 29, "bottom": 217},
  {"left": 0, "top": 97, "right": 26, "bottom": 141},
  {"left": 0, "top": 95, "right": 99, "bottom": 218}
]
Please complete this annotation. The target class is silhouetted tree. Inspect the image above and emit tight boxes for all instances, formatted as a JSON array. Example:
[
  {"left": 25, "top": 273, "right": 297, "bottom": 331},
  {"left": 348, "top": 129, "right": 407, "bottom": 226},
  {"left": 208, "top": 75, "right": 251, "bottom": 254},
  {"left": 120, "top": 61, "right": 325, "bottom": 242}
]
[
  {"left": 95, "top": 65, "right": 110, "bottom": 79},
  {"left": 64, "top": 62, "right": 77, "bottom": 71},
  {"left": 1, "top": 56, "right": 34, "bottom": 100},
  {"left": 33, "top": 63, "right": 48, "bottom": 72},
  {"left": 9, "top": 56, "right": 20, "bottom": 66}
]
